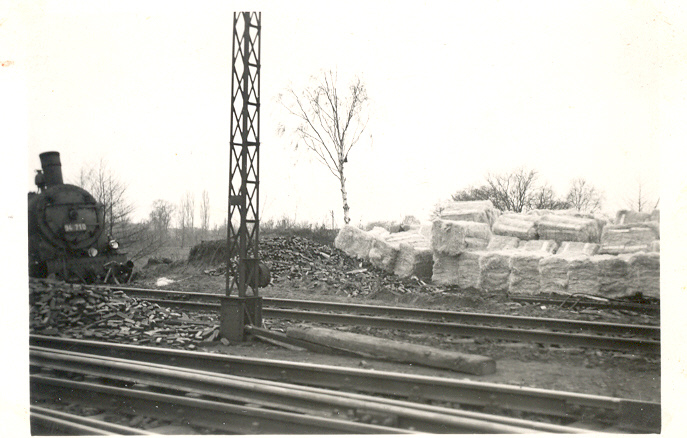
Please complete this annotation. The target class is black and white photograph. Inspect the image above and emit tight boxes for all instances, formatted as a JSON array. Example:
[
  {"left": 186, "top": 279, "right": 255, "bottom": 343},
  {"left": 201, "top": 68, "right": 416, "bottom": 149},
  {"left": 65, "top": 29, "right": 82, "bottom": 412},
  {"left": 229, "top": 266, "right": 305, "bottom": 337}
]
[{"left": 2, "top": 0, "right": 685, "bottom": 435}]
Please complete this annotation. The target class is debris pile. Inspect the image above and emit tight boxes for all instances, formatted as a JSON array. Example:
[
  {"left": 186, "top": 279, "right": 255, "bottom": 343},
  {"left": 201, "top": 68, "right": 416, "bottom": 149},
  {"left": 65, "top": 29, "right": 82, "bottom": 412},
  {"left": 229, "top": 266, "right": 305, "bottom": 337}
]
[
  {"left": 191, "top": 235, "right": 435, "bottom": 298},
  {"left": 29, "top": 279, "right": 220, "bottom": 348}
]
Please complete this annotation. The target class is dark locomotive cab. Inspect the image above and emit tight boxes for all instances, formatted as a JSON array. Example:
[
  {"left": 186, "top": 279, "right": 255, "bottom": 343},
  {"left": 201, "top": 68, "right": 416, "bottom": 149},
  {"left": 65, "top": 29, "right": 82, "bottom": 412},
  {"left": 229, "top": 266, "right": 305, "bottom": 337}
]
[{"left": 28, "top": 152, "right": 132, "bottom": 283}]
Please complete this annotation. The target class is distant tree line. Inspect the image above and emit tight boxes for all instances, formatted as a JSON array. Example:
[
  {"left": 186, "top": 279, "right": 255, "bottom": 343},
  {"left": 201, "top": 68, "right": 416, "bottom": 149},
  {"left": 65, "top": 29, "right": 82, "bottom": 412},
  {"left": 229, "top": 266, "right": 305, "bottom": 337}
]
[
  {"left": 75, "top": 160, "right": 225, "bottom": 262},
  {"left": 447, "top": 167, "right": 604, "bottom": 213}
]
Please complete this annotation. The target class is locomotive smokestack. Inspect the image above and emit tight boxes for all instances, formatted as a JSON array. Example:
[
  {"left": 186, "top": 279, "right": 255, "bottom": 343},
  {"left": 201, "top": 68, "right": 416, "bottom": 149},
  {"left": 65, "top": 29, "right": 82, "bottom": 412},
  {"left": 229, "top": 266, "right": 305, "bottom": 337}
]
[{"left": 39, "top": 151, "right": 64, "bottom": 188}]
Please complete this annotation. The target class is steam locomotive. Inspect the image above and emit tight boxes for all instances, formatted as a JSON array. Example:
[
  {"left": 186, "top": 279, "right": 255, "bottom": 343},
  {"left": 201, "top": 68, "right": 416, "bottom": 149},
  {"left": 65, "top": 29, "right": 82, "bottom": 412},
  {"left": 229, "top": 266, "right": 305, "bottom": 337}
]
[{"left": 28, "top": 152, "right": 133, "bottom": 283}]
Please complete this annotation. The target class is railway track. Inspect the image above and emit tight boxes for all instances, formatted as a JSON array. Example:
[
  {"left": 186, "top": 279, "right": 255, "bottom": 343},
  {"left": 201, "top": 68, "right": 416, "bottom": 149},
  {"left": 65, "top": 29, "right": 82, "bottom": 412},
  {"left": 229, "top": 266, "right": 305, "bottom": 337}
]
[
  {"left": 508, "top": 294, "right": 659, "bottom": 314},
  {"left": 31, "top": 345, "right": 593, "bottom": 434},
  {"left": 101, "top": 286, "right": 660, "bottom": 354},
  {"left": 30, "top": 336, "right": 660, "bottom": 433}
]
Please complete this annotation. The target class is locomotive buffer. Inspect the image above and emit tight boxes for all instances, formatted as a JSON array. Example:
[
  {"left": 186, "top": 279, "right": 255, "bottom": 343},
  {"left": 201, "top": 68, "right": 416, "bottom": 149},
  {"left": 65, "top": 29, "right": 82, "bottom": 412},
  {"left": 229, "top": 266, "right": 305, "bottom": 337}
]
[{"left": 221, "top": 12, "right": 270, "bottom": 341}]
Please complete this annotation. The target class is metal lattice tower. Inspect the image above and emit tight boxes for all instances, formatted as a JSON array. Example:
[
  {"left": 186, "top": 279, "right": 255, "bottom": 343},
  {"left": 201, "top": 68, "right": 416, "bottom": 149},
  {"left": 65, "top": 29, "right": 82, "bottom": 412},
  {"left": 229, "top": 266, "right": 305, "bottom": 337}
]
[{"left": 227, "top": 12, "right": 261, "bottom": 298}]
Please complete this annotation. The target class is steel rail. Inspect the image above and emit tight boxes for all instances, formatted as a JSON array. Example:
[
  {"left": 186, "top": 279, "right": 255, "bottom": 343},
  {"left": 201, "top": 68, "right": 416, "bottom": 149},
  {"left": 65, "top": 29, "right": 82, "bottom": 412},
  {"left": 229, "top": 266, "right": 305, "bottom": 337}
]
[
  {"left": 508, "top": 295, "right": 660, "bottom": 313},
  {"left": 264, "top": 308, "right": 660, "bottom": 353},
  {"left": 104, "top": 285, "right": 660, "bottom": 338},
  {"left": 31, "top": 375, "right": 410, "bottom": 435},
  {"left": 121, "top": 296, "right": 658, "bottom": 352},
  {"left": 30, "top": 411, "right": 116, "bottom": 436},
  {"left": 30, "top": 406, "right": 154, "bottom": 435},
  {"left": 29, "top": 346, "right": 580, "bottom": 434},
  {"left": 31, "top": 335, "right": 660, "bottom": 433}
]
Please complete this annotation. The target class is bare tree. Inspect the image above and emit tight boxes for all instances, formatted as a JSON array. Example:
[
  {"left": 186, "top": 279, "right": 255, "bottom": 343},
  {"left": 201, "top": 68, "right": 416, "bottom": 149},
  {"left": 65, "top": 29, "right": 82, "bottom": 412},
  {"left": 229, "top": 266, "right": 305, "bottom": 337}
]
[
  {"left": 451, "top": 185, "right": 494, "bottom": 203},
  {"left": 566, "top": 178, "right": 603, "bottom": 212},
  {"left": 178, "top": 192, "right": 195, "bottom": 247},
  {"left": 199, "top": 190, "right": 210, "bottom": 240},
  {"left": 278, "top": 69, "right": 370, "bottom": 224},
  {"left": 149, "top": 200, "right": 175, "bottom": 244},
  {"left": 625, "top": 178, "right": 659, "bottom": 212},
  {"left": 450, "top": 168, "right": 571, "bottom": 212},
  {"left": 76, "top": 159, "right": 135, "bottom": 236},
  {"left": 530, "top": 184, "right": 570, "bottom": 210},
  {"left": 485, "top": 167, "right": 539, "bottom": 212}
]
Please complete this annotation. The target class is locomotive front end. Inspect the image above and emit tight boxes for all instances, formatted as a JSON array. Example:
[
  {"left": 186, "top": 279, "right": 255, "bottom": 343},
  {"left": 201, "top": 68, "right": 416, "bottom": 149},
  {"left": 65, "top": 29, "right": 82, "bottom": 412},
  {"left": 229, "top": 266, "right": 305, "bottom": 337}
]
[{"left": 28, "top": 152, "right": 132, "bottom": 283}]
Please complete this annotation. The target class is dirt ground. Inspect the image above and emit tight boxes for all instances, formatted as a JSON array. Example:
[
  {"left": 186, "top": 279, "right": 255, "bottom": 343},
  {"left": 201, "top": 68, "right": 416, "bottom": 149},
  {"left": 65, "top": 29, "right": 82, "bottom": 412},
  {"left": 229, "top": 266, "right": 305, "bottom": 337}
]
[{"left": 133, "top": 237, "right": 660, "bottom": 404}]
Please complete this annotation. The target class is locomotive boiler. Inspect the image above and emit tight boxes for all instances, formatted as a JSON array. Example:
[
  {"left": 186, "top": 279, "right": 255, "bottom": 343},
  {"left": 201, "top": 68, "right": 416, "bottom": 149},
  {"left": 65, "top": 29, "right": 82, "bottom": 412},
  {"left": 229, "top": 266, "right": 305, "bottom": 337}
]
[{"left": 28, "top": 152, "right": 132, "bottom": 283}]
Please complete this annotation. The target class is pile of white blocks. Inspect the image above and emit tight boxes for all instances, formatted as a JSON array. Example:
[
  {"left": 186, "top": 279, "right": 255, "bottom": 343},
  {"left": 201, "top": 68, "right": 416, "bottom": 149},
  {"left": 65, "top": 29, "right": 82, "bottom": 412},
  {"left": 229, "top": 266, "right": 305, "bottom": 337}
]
[
  {"left": 335, "top": 224, "right": 433, "bottom": 279},
  {"left": 334, "top": 201, "right": 660, "bottom": 298}
]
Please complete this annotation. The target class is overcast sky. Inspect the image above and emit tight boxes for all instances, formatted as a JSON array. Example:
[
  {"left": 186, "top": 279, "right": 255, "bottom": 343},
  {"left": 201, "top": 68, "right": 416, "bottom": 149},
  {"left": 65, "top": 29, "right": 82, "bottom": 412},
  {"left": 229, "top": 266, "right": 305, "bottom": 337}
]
[{"left": 3, "top": 0, "right": 683, "bottom": 228}]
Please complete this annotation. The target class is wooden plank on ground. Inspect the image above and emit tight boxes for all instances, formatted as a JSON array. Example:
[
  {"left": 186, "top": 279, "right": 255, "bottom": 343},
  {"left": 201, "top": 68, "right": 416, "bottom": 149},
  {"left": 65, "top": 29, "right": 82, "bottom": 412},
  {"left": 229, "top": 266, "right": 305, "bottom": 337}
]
[{"left": 286, "top": 325, "right": 496, "bottom": 376}]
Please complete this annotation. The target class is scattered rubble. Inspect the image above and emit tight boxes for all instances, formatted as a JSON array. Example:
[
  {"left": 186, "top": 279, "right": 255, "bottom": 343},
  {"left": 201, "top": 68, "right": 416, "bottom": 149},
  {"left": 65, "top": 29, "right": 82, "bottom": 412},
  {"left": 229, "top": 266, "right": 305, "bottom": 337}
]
[{"left": 29, "top": 278, "right": 221, "bottom": 347}]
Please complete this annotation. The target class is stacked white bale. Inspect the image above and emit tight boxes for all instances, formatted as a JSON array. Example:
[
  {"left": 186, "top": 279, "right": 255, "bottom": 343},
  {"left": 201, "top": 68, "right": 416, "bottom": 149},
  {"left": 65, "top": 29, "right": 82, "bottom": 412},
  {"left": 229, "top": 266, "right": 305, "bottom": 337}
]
[
  {"left": 479, "top": 251, "right": 514, "bottom": 292},
  {"left": 616, "top": 209, "right": 652, "bottom": 224},
  {"left": 536, "top": 215, "right": 600, "bottom": 244},
  {"left": 430, "top": 219, "right": 491, "bottom": 255},
  {"left": 368, "top": 227, "right": 391, "bottom": 239},
  {"left": 334, "top": 225, "right": 375, "bottom": 259},
  {"left": 599, "top": 224, "right": 660, "bottom": 255},
  {"left": 567, "top": 256, "right": 600, "bottom": 295},
  {"left": 487, "top": 235, "right": 520, "bottom": 250},
  {"left": 650, "top": 240, "right": 660, "bottom": 252},
  {"left": 368, "top": 237, "right": 400, "bottom": 272},
  {"left": 650, "top": 209, "right": 660, "bottom": 222},
  {"left": 432, "top": 251, "right": 483, "bottom": 288},
  {"left": 395, "top": 242, "right": 433, "bottom": 279},
  {"left": 369, "top": 231, "right": 430, "bottom": 274},
  {"left": 620, "top": 252, "right": 660, "bottom": 298},
  {"left": 557, "top": 241, "right": 600, "bottom": 256},
  {"left": 439, "top": 200, "right": 500, "bottom": 227},
  {"left": 539, "top": 255, "right": 571, "bottom": 294},
  {"left": 508, "top": 251, "right": 548, "bottom": 295},
  {"left": 385, "top": 231, "right": 429, "bottom": 247},
  {"left": 385, "top": 232, "right": 432, "bottom": 278},
  {"left": 418, "top": 222, "right": 433, "bottom": 241},
  {"left": 591, "top": 255, "right": 629, "bottom": 298},
  {"left": 492, "top": 214, "right": 538, "bottom": 240},
  {"left": 519, "top": 239, "right": 558, "bottom": 254}
]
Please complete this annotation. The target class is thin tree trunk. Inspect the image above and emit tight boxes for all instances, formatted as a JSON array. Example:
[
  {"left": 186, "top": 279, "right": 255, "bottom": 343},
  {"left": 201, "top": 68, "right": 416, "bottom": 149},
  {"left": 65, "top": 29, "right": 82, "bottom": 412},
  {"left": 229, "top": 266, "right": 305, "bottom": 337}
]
[{"left": 339, "top": 167, "right": 350, "bottom": 224}]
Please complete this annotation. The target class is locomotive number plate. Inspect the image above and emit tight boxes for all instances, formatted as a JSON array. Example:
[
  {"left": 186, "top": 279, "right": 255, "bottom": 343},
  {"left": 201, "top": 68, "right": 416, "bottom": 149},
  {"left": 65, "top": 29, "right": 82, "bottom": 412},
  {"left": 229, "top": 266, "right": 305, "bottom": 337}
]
[{"left": 64, "top": 223, "right": 87, "bottom": 232}]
